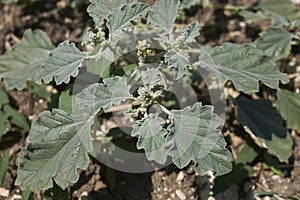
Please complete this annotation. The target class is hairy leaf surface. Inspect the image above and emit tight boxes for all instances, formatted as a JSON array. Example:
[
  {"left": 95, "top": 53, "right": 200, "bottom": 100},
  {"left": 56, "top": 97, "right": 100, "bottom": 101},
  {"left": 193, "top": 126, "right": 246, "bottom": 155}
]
[
  {"left": 16, "top": 109, "right": 94, "bottom": 191},
  {"left": 87, "top": 47, "right": 114, "bottom": 77},
  {"left": 107, "top": 2, "right": 149, "bottom": 36},
  {"left": 87, "top": 0, "right": 137, "bottom": 28},
  {"left": 148, "top": 0, "right": 181, "bottom": 33},
  {"left": 165, "top": 50, "right": 191, "bottom": 80},
  {"left": 41, "top": 41, "right": 87, "bottom": 85},
  {"left": 198, "top": 43, "right": 289, "bottom": 93},
  {"left": 257, "top": 0, "right": 300, "bottom": 21},
  {"left": 75, "top": 76, "right": 131, "bottom": 115},
  {"left": 132, "top": 114, "right": 168, "bottom": 164},
  {"left": 181, "top": 0, "right": 209, "bottom": 8},
  {"left": 255, "top": 27, "right": 293, "bottom": 59},
  {"left": 141, "top": 67, "right": 167, "bottom": 88},
  {"left": 0, "top": 29, "right": 55, "bottom": 90},
  {"left": 236, "top": 96, "right": 292, "bottom": 163},
  {"left": 181, "top": 21, "right": 201, "bottom": 43},
  {"left": 166, "top": 102, "right": 232, "bottom": 176},
  {"left": 276, "top": 89, "right": 300, "bottom": 133}
]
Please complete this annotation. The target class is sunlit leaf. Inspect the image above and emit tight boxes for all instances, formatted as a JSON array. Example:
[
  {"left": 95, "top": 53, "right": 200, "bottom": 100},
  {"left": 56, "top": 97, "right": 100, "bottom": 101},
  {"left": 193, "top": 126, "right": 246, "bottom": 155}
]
[
  {"left": 198, "top": 43, "right": 289, "bottom": 93},
  {"left": 16, "top": 109, "right": 94, "bottom": 191}
]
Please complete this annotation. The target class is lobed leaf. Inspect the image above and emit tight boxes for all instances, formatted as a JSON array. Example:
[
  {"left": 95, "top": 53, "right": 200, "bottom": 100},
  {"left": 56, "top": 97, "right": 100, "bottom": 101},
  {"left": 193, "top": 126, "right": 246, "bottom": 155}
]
[
  {"left": 181, "top": 21, "right": 201, "bottom": 43},
  {"left": 75, "top": 76, "right": 132, "bottom": 115},
  {"left": 166, "top": 102, "right": 232, "bottom": 176},
  {"left": 41, "top": 41, "right": 87, "bottom": 85},
  {"left": 198, "top": 43, "right": 289, "bottom": 93},
  {"left": 164, "top": 50, "right": 191, "bottom": 80},
  {"left": 15, "top": 109, "right": 94, "bottom": 191},
  {"left": 236, "top": 96, "right": 293, "bottom": 163},
  {"left": 87, "top": 0, "right": 137, "bottom": 29},
  {"left": 107, "top": 2, "right": 150, "bottom": 36},
  {"left": 131, "top": 114, "right": 168, "bottom": 164},
  {"left": 0, "top": 29, "right": 55, "bottom": 90},
  {"left": 141, "top": 66, "right": 167, "bottom": 88},
  {"left": 257, "top": 0, "right": 300, "bottom": 21},
  {"left": 276, "top": 89, "right": 300, "bottom": 133},
  {"left": 148, "top": 0, "right": 181, "bottom": 33},
  {"left": 255, "top": 27, "right": 293, "bottom": 60}
]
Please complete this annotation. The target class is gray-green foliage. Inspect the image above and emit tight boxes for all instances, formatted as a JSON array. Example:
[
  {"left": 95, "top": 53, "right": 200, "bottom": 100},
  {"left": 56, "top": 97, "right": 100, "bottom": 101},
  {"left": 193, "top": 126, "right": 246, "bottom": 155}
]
[
  {"left": 0, "top": 0, "right": 295, "bottom": 192},
  {"left": 276, "top": 89, "right": 300, "bottom": 133},
  {"left": 198, "top": 43, "right": 289, "bottom": 93}
]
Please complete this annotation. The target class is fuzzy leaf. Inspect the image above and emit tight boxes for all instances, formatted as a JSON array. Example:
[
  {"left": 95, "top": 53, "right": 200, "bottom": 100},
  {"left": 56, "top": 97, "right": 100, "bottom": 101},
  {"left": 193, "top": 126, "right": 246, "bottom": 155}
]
[
  {"left": 41, "top": 41, "right": 87, "bottom": 85},
  {"left": 0, "top": 29, "right": 55, "bottom": 90},
  {"left": 141, "top": 67, "right": 167, "bottom": 88},
  {"left": 148, "top": 0, "right": 181, "bottom": 33},
  {"left": 86, "top": 47, "right": 114, "bottom": 77},
  {"left": 181, "top": 21, "right": 201, "bottom": 43},
  {"left": 276, "top": 89, "right": 300, "bottom": 133},
  {"left": 181, "top": 0, "right": 209, "bottom": 8},
  {"left": 107, "top": 2, "right": 149, "bottom": 36},
  {"left": 166, "top": 102, "right": 232, "bottom": 176},
  {"left": 257, "top": 0, "right": 300, "bottom": 21},
  {"left": 87, "top": 0, "right": 137, "bottom": 28},
  {"left": 132, "top": 114, "right": 168, "bottom": 164},
  {"left": 15, "top": 109, "right": 94, "bottom": 191},
  {"left": 236, "top": 96, "right": 293, "bottom": 163},
  {"left": 75, "top": 76, "right": 131, "bottom": 115},
  {"left": 165, "top": 50, "right": 191, "bottom": 80},
  {"left": 199, "top": 43, "right": 289, "bottom": 93},
  {"left": 255, "top": 27, "right": 293, "bottom": 59}
]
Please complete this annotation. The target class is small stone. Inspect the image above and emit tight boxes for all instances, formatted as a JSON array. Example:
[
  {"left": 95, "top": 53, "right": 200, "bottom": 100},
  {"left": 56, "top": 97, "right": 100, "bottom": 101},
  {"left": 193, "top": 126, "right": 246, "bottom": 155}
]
[
  {"left": 176, "top": 171, "right": 185, "bottom": 182},
  {"left": 0, "top": 187, "right": 9, "bottom": 197},
  {"left": 175, "top": 189, "right": 187, "bottom": 200},
  {"left": 170, "top": 193, "right": 176, "bottom": 198}
]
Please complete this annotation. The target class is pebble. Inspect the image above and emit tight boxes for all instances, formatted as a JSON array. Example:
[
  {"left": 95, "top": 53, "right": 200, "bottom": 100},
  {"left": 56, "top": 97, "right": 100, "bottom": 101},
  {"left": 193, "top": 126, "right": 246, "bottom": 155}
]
[
  {"left": 175, "top": 189, "right": 187, "bottom": 200},
  {"left": 176, "top": 171, "right": 185, "bottom": 182},
  {"left": 0, "top": 187, "right": 9, "bottom": 197}
]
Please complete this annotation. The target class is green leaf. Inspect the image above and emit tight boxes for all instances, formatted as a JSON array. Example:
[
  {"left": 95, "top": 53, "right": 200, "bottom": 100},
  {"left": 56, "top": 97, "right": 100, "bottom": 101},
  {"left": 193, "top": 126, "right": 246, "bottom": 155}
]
[
  {"left": 3, "top": 105, "right": 30, "bottom": 131},
  {"left": 257, "top": 0, "right": 300, "bottom": 21},
  {"left": 181, "top": 21, "right": 201, "bottom": 43},
  {"left": 58, "top": 89, "right": 74, "bottom": 114},
  {"left": 87, "top": 0, "right": 137, "bottom": 29},
  {"left": 235, "top": 96, "right": 293, "bottom": 163},
  {"left": 239, "top": 10, "right": 269, "bottom": 23},
  {"left": 166, "top": 102, "right": 232, "bottom": 176},
  {"left": 141, "top": 66, "right": 167, "bottom": 88},
  {"left": 213, "top": 164, "right": 255, "bottom": 194},
  {"left": 181, "top": 0, "right": 209, "bottom": 8},
  {"left": 148, "top": 0, "right": 181, "bottom": 33},
  {"left": 0, "top": 112, "right": 10, "bottom": 138},
  {"left": 0, "top": 87, "right": 9, "bottom": 106},
  {"left": 107, "top": 2, "right": 149, "bottom": 36},
  {"left": 75, "top": 76, "right": 131, "bottom": 115},
  {"left": 0, "top": 29, "right": 55, "bottom": 90},
  {"left": 15, "top": 109, "right": 93, "bottom": 191},
  {"left": 0, "top": 150, "right": 9, "bottom": 186},
  {"left": 198, "top": 43, "right": 289, "bottom": 93},
  {"left": 132, "top": 114, "right": 168, "bottom": 164},
  {"left": 86, "top": 47, "right": 114, "bottom": 77},
  {"left": 235, "top": 142, "right": 258, "bottom": 165},
  {"left": 165, "top": 50, "right": 191, "bottom": 80},
  {"left": 28, "top": 83, "right": 51, "bottom": 100},
  {"left": 276, "top": 89, "right": 300, "bottom": 133},
  {"left": 255, "top": 27, "right": 293, "bottom": 60},
  {"left": 41, "top": 41, "right": 87, "bottom": 85}
]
